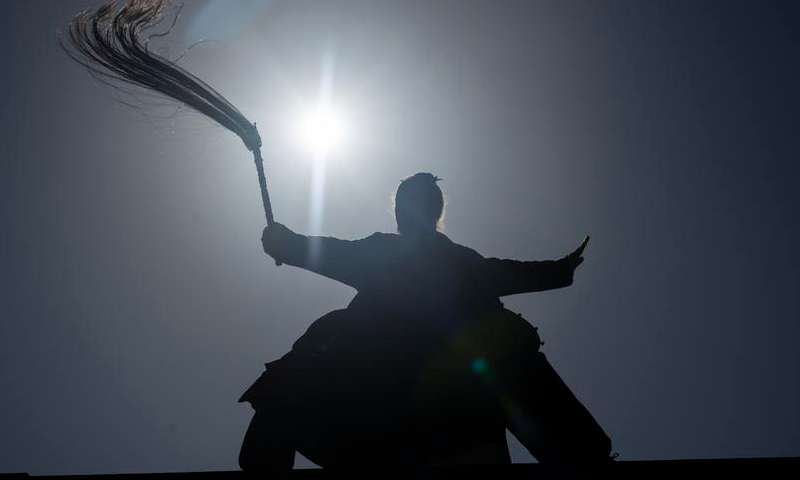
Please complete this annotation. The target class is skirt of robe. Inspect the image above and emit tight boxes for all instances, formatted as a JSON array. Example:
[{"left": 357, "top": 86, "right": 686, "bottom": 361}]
[{"left": 238, "top": 306, "right": 543, "bottom": 467}]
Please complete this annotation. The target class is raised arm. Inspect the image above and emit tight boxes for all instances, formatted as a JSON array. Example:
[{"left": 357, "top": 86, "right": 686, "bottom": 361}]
[
  {"left": 261, "top": 223, "right": 371, "bottom": 289},
  {"left": 484, "top": 236, "right": 589, "bottom": 297}
]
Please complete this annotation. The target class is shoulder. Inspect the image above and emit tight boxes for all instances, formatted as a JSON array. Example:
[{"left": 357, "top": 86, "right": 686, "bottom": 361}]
[
  {"left": 348, "top": 232, "right": 401, "bottom": 255},
  {"left": 358, "top": 231, "right": 399, "bottom": 245},
  {"left": 436, "top": 233, "right": 486, "bottom": 261}
]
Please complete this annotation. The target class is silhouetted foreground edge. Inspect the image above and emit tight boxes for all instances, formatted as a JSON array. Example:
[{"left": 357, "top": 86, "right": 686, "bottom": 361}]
[{"left": 5, "top": 458, "right": 799, "bottom": 480}]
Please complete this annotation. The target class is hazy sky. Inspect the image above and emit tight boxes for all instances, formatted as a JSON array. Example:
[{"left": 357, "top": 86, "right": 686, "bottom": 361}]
[{"left": 1, "top": 0, "right": 798, "bottom": 475}]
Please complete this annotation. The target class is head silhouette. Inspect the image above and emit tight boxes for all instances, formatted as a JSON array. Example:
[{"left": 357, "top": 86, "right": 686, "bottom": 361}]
[{"left": 394, "top": 173, "right": 445, "bottom": 236}]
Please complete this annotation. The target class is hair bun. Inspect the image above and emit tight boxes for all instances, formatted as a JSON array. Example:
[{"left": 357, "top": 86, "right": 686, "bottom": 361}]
[{"left": 403, "top": 172, "right": 442, "bottom": 185}]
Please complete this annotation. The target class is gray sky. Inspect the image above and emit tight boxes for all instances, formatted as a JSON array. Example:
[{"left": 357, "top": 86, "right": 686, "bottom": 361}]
[{"left": 1, "top": 0, "right": 799, "bottom": 475}]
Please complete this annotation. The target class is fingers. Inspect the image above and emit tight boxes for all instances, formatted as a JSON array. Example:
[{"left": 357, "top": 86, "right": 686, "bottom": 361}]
[
  {"left": 575, "top": 235, "right": 590, "bottom": 256},
  {"left": 262, "top": 223, "right": 290, "bottom": 256},
  {"left": 261, "top": 223, "right": 286, "bottom": 239},
  {"left": 567, "top": 236, "right": 589, "bottom": 271}
]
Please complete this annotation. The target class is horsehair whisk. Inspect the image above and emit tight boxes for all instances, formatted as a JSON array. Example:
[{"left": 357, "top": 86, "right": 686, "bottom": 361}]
[{"left": 58, "top": 0, "right": 276, "bottom": 228}]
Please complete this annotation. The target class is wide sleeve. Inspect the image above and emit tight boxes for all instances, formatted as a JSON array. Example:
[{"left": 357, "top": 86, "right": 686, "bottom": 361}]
[
  {"left": 482, "top": 256, "right": 575, "bottom": 297},
  {"left": 264, "top": 225, "right": 379, "bottom": 289}
]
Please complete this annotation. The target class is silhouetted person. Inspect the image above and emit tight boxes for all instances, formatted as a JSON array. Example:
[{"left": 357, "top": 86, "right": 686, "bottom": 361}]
[{"left": 238, "top": 173, "right": 611, "bottom": 470}]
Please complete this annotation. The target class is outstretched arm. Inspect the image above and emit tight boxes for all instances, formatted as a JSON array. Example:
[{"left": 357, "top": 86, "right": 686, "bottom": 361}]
[
  {"left": 485, "top": 236, "right": 589, "bottom": 297},
  {"left": 261, "top": 223, "right": 368, "bottom": 289}
]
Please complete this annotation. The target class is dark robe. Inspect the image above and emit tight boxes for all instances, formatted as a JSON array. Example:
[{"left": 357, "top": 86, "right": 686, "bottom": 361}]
[{"left": 240, "top": 229, "right": 609, "bottom": 467}]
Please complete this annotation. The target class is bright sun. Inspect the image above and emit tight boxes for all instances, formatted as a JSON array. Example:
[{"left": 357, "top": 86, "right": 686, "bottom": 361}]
[{"left": 293, "top": 106, "right": 348, "bottom": 158}]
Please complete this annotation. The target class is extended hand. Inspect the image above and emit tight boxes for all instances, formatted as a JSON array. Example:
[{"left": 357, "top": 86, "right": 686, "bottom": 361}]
[{"left": 567, "top": 236, "right": 590, "bottom": 271}]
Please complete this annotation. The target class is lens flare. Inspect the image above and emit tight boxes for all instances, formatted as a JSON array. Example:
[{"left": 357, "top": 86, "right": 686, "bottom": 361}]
[
  {"left": 471, "top": 358, "right": 489, "bottom": 374},
  {"left": 294, "top": 107, "right": 348, "bottom": 158}
]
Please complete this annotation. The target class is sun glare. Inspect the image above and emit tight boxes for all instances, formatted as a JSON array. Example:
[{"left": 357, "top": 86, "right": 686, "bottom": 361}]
[{"left": 294, "top": 106, "right": 348, "bottom": 158}]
